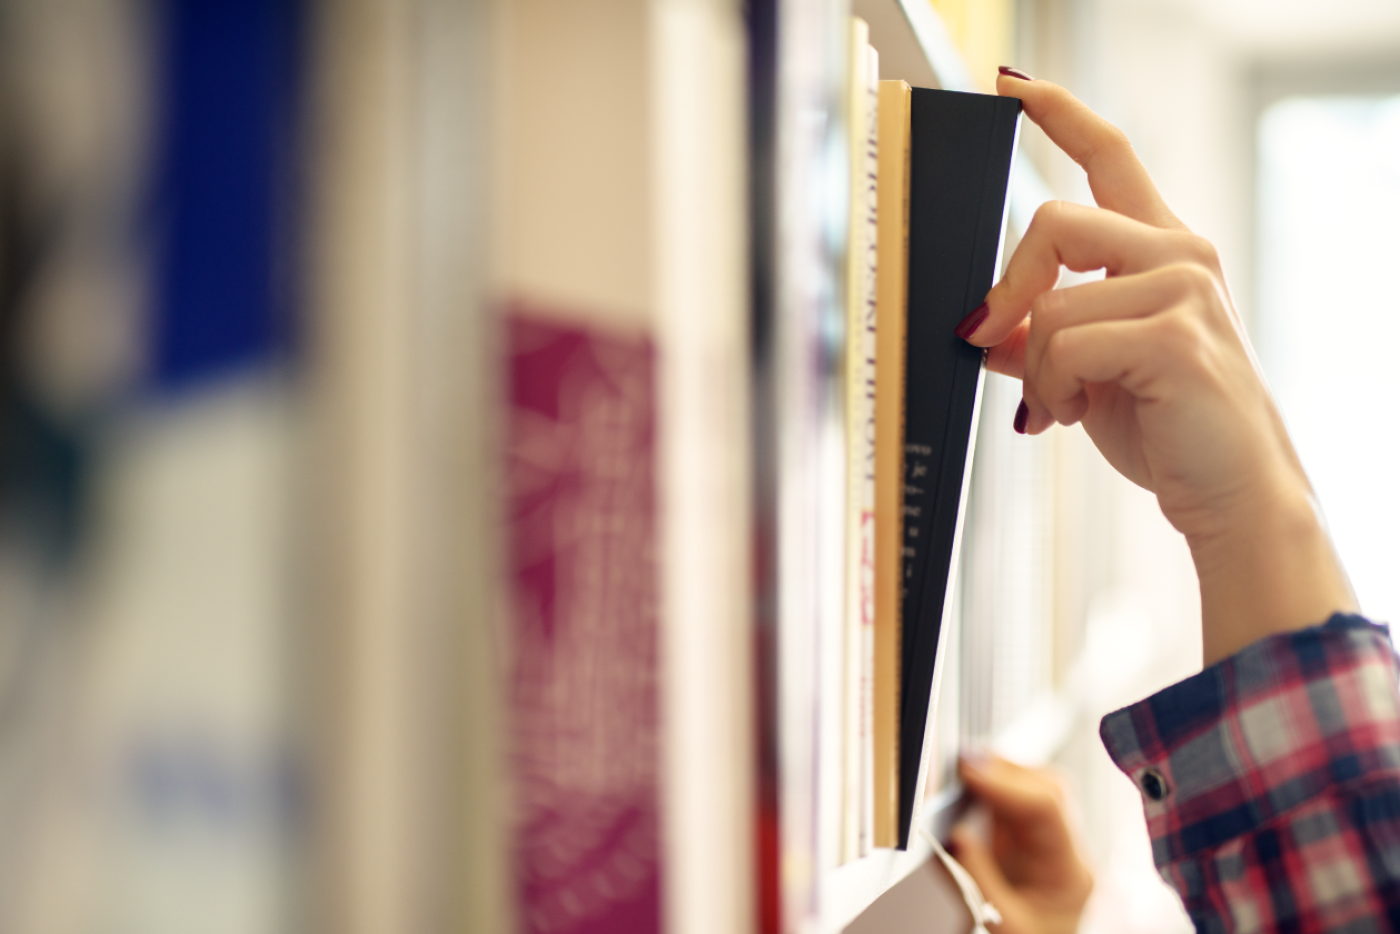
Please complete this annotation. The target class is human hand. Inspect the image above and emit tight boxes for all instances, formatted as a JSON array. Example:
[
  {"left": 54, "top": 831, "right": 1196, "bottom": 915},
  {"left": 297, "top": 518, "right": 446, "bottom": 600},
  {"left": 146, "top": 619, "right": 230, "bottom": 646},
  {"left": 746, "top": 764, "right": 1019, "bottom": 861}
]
[
  {"left": 948, "top": 755, "right": 1092, "bottom": 934},
  {"left": 958, "top": 71, "right": 1356, "bottom": 664}
]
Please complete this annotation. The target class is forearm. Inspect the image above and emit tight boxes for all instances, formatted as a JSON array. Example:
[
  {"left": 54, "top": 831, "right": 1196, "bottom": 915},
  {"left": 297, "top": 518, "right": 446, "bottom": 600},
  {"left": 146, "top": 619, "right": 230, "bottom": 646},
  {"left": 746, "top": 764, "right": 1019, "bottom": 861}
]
[{"left": 1186, "top": 472, "right": 1358, "bottom": 667}]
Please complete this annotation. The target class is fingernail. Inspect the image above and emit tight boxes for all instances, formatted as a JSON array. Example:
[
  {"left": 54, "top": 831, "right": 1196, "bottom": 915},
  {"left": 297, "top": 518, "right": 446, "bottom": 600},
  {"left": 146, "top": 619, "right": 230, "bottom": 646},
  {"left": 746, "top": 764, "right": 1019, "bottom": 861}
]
[
  {"left": 1013, "top": 400, "right": 1029, "bottom": 434},
  {"left": 998, "top": 65, "right": 1035, "bottom": 81},
  {"left": 954, "top": 302, "right": 989, "bottom": 340}
]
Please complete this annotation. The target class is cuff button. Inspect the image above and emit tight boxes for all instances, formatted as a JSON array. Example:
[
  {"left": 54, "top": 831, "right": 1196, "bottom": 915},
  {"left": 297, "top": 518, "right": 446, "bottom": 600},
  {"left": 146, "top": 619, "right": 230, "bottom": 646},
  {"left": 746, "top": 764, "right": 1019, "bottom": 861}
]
[{"left": 1140, "top": 768, "right": 1168, "bottom": 802}]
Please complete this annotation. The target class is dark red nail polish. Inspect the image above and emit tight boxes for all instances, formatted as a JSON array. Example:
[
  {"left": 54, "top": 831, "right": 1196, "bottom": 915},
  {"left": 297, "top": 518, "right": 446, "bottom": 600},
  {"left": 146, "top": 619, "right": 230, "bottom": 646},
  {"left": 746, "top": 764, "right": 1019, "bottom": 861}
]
[
  {"left": 998, "top": 66, "right": 1035, "bottom": 81},
  {"left": 954, "top": 303, "right": 989, "bottom": 341},
  {"left": 1013, "top": 400, "right": 1029, "bottom": 434}
]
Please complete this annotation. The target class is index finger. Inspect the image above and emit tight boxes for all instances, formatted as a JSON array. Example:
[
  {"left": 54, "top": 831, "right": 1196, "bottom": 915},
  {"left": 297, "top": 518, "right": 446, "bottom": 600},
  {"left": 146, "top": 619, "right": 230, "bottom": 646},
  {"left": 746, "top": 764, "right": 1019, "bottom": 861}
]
[
  {"left": 996, "top": 72, "right": 1182, "bottom": 230},
  {"left": 964, "top": 199, "right": 1186, "bottom": 348},
  {"left": 957, "top": 755, "right": 1066, "bottom": 825}
]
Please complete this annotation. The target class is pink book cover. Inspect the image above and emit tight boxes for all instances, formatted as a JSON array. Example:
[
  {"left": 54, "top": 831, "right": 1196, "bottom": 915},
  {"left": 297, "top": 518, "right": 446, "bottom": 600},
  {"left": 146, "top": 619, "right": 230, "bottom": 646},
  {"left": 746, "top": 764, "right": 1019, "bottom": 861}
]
[{"left": 506, "top": 306, "right": 662, "bottom": 934}]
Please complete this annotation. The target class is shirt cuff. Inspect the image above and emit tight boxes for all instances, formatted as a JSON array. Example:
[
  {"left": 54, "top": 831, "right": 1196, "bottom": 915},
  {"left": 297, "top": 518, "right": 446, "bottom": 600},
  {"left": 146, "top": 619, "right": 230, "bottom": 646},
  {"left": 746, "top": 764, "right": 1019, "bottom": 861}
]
[{"left": 1099, "top": 613, "right": 1400, "bottom": 869}]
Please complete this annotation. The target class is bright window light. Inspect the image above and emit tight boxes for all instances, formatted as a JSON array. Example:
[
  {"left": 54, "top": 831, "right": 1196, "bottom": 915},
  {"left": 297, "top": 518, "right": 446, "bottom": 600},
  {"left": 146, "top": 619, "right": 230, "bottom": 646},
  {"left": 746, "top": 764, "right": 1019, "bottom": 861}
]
[{"left": 1257, "top": 94, "right": 1400, "bottom": 630}]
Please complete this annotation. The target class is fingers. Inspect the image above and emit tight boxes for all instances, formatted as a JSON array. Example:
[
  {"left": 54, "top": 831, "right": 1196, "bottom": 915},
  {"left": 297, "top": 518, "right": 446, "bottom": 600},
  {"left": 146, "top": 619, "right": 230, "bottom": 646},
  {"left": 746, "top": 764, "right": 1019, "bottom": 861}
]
[
  {"left": 1019, "top": 265, "right": 1201, "bottom": 428},
  {"left": 1032, "top": 314, "right": 1194, "bottom": 437},
  {"left": 963, "top": 201, "right": 1198, "bottom": 349},
  {"left": 995, "top": 73, "right": 1180, "bottom": 229},
  {"left": 958, "top": 755, "right": 1082, "bottom": 882},
  {"left": 958, "top": 755, "right": 1066, "bottom": 825}
]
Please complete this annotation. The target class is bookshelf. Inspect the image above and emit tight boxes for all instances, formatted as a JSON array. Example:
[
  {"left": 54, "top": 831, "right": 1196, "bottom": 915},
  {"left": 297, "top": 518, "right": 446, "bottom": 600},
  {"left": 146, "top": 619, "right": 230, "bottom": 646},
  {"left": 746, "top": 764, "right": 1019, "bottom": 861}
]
[
  {"left": 470, "top": 0, "right": 1062, "bottom": 930},
  {"left": 0, "top": 0, "right": 1139, "bottom": 930}
]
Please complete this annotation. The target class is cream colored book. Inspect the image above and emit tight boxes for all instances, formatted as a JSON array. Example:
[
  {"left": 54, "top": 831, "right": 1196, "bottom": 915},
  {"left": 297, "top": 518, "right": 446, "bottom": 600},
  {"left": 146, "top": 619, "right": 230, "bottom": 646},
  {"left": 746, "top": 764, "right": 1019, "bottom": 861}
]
[
  {"left": 843, "top": 17, "right": 880, "bottom": 864},
  {"left": 872, "top": 78, "right": 911, "bottom": 849}
]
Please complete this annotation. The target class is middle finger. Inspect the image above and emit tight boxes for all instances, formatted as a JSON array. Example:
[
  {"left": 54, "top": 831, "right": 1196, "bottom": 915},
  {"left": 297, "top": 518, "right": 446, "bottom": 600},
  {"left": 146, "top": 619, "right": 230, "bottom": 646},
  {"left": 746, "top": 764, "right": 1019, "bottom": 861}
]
[
  {"left": 1022, "top": 264, "right": 1202, "bottom": 399},
  {"left": 962, "top": 201, "right": 1198, "bottom": 349}
]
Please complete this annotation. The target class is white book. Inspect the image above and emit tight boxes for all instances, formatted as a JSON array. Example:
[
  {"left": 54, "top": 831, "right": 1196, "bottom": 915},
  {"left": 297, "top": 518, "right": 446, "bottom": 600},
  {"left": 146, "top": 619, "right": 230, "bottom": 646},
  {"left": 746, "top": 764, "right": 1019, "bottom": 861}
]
[{"left": 843, "top": 19, "right": 880, "bottom": 864}]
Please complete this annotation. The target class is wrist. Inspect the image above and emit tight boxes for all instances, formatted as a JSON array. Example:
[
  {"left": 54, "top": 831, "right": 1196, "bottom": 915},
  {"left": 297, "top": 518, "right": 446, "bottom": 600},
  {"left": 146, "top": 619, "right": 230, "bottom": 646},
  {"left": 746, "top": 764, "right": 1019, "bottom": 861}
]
[{"left": 1187, "top": 475, "right": 1358, "bottom": 667}]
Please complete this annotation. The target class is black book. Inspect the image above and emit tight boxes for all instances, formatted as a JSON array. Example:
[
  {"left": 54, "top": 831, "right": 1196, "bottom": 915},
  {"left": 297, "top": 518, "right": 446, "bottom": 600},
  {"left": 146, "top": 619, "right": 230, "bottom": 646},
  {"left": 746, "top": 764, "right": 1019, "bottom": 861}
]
[{"left": 898, "top": 88, "right": 1021, "bottom": 848}]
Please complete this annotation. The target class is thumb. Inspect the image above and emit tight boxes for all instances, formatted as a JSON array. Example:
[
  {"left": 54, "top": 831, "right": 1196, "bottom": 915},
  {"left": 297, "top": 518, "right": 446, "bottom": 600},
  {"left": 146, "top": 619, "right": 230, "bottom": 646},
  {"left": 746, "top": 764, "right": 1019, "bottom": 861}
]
[
  {"left": 985, "top": 318, "right": 1029, "bottom": 381},
  {"left": 959, "top": 755, "right": 1067, "bottom": 833},
  {"left": 948, "top": 826, "right": 1018, "bottom": 917}
]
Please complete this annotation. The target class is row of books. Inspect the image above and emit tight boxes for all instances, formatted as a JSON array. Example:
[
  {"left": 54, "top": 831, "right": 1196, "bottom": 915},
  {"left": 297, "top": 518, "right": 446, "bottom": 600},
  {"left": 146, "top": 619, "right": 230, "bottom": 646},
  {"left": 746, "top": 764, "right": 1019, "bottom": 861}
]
[
  {"left": 484, "top": 1, "right": 1024, "bottom": 931},
  {"left": 830, "top": 15, "right": 1021, "bottom": 864}
]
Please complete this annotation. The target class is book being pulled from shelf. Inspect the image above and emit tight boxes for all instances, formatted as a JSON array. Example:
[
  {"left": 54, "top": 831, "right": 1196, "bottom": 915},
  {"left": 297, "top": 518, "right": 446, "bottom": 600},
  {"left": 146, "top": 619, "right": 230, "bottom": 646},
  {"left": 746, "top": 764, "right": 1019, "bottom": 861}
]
[{"left": 897, "top": 88, "right": 1021, "bottom": 849}]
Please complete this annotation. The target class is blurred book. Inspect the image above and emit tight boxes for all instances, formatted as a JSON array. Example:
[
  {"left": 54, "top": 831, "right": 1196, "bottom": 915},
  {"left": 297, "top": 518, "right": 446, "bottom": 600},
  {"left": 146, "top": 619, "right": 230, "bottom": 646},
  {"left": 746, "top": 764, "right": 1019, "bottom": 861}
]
[
  {"left": 494, "top": 6, "right": 662, "bottom": 932},
  {"left": 496, "top": 1, "right": 751, "bottom": 932},
  {"left": 841, "top": 17, "right": 879, "bottom": 866},
  {"left": 0, "top": 1, "right": 305, "bottom": 930}
]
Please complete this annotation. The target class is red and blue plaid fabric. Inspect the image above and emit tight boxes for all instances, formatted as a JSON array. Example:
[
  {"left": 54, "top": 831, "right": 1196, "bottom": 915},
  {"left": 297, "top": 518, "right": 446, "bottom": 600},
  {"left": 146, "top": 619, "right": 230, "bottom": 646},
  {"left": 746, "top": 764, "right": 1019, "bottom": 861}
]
[{"left": 1100, "top": 614, "right": 1400, "bottom": 933}]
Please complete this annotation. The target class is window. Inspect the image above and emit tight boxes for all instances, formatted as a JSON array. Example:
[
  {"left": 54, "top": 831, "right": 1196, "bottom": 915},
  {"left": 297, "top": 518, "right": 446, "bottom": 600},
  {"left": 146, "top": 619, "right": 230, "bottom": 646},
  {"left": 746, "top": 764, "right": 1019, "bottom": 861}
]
[{"left": 1257, "top": 94, "right": 1400, "bottom": 628}]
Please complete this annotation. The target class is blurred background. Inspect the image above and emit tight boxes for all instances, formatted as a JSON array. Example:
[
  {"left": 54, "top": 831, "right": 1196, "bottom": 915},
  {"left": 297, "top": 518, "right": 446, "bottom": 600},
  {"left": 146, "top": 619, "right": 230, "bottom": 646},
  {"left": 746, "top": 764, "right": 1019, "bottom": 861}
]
[{"left": 0, "top": 0, "right": 1393, "bottom": 932}]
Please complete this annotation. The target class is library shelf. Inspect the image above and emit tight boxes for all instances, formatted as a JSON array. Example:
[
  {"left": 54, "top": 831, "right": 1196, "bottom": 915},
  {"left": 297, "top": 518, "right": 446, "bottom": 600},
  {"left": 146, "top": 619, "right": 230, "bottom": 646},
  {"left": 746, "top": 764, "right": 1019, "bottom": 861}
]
[{"left": 820, "top": 786, "right": 966, "bottom": 933}]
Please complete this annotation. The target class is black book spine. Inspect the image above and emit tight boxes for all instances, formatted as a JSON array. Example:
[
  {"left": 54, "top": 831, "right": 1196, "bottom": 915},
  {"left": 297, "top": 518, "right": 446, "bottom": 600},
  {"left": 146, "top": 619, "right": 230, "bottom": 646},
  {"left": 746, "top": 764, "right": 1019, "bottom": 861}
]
[{"left": 898, "top": 88, "right": 1021, "bottom": 848}]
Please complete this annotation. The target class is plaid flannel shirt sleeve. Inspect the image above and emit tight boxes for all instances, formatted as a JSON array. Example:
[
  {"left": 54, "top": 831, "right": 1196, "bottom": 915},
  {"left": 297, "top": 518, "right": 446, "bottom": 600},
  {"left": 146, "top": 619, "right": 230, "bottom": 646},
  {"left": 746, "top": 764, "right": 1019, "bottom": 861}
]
[{"left": 1100, "top": 613, "right": 1400, "bottom": 933}]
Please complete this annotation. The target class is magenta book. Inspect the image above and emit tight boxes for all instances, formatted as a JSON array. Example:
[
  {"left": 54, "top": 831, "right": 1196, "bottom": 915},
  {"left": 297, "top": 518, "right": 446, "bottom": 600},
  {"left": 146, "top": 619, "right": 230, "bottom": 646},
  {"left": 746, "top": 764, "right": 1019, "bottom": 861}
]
[{"left": 506, "top": 307, "right": 662, "bottom": 934}]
